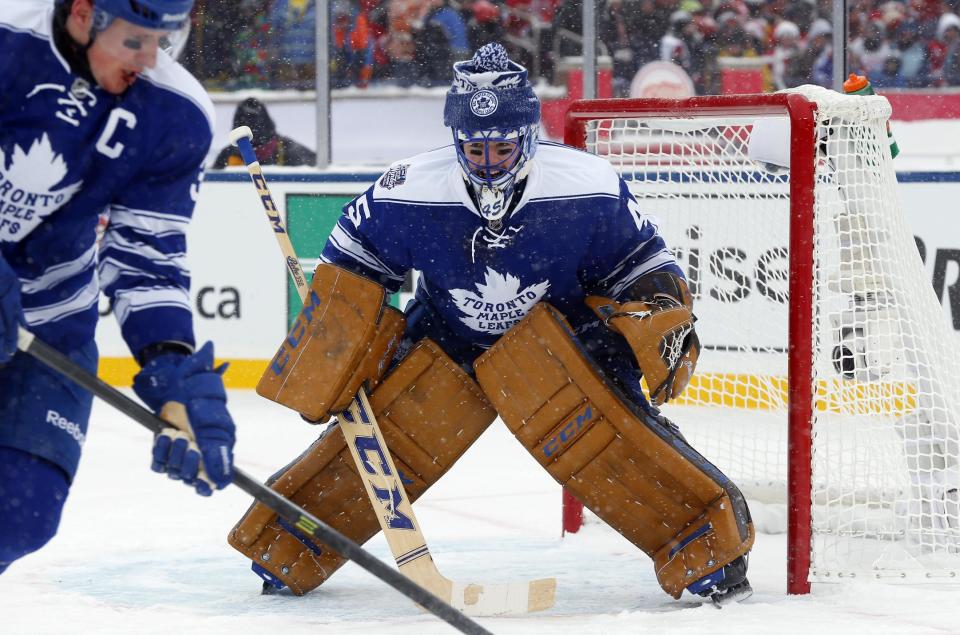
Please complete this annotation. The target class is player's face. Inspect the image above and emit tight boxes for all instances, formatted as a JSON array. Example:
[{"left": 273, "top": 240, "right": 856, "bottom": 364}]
[
  {"left": 87, "top": 18, "right": 167, "bottom": 94},
  {"left": 460, "top": 139, "right": 522, "bottom": 180}
]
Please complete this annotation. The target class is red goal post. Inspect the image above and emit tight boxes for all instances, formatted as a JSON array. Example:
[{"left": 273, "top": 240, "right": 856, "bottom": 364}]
[
  {"left": 563, "top": 93, "right": 817, "bottom": 595},
  {"left": 561, "top": 90, "right": 960, "bottom": 594}
]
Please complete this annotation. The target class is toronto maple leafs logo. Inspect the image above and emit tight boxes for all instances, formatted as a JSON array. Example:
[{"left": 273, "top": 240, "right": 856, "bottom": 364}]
[
  {"left": 449, "top": 267, "right": 550, "bottom": 334},
  {"left": 0, "top": 134, "right": 82, "bottom": 242},
  {"left": 378, "top": 163, "right": 409, "bottom": 189},
  {"left": 470, "top": 90, "right": 499, "bottom": 117}
]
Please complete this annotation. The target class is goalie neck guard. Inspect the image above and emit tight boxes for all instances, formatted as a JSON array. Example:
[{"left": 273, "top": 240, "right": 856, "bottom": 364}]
[{"left": 443, "top": 43, "right": 541, "bottom": 223}]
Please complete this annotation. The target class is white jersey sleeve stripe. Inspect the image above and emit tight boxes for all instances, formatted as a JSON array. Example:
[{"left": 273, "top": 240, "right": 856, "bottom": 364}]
[
  {"left": 20, "top": 244, "right": 97, "bottom": 294},
  {"left": 328, "top": 225, "right": 404, "bottom": 281},
  {"left": 23, "top": 284, "right": 100, "bottom": 327},
  {"left": 99, "top": 232, "right": 188, "bottom": 273},
  {"left": 608, "top": 252, "right": 680, "bottom": 298},
  {"left": 108, "top": 205, "right": 190, "bottom": 236},
  {"left": 595, "top": 236, "right": 662, "bottom": 287},
  {"left": 112, "top": 286, "right": 191, "bottom": 326},
  {"left": 98, "top": 257, "right": 163, "bottom": 290}
]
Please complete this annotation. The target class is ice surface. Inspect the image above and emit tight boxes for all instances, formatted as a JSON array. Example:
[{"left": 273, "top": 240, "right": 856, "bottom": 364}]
[{"left": 2, "top": 391, "right": 959, "bottom": 634}]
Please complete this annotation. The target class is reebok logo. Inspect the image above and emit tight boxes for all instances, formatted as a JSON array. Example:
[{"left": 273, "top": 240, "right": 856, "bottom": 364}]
[{"left": 46, "top": 409, "right": 85, "bottom": 446}]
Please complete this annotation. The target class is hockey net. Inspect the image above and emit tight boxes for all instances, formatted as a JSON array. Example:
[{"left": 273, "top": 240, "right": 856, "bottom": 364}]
[{"left": 563, "top": 86, "right": 960, "bottom": 591}]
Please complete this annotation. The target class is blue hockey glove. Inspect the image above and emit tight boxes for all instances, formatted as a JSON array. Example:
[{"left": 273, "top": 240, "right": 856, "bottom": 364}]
[
  {"left": 133, "top": 341, "right": 235, "bottom": 496},
  {"left": 0, "top": 253, "right": 26, "bottom": 364}
]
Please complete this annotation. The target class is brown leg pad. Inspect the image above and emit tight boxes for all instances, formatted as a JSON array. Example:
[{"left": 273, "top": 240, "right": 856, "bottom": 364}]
[
  {"left": 474, "top": 303, "right": 754, "bottom": 598},
  {"left": 228, "top": 339, "right": 497, "bottom": 595}
]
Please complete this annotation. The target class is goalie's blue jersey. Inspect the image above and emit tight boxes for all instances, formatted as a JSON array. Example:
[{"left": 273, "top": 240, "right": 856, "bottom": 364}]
[
  {"left": 0, "top": 1, "right": 213, "bottom": 355},
  {"left": 321, "top": 141, "right": 683, "bottom": 353}
]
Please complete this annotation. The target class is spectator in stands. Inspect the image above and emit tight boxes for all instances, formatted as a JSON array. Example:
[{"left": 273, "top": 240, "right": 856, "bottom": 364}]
[
  {"left": 228, "top": 0, "right": 272, "bottom": 89},
  {"left": 384, "top": 0, "right": 419, "bottom": 87},
  {"left": 331, "top": 0, "right": 375, "bottom": 88},
  {"left": 894, "top": 21, "right": 930, "bottom": 86},
  {"left": 269, "top": 0, "right": 317, "bottom": 89},
  {"left": 553, "top": 0, "right": 585, "bottom": 59},
  {"left": 717, "top": 22, "right": 773, "bottom": 90},
  {"left": 660, "top": 10, "right": 694, "bottom": 71},
  {"left": 873, "top": 54, "right": 909, "bottom": 87},
  {"left": 212, "top": 98, "right": 317, "bottom": 168},
  {"left": 466, "top": 0, "right": 506, "bottom": 52},
  {"left": 413, "top": 0, "right": 470, "bottom": 86},
  {"left": 785, "top": 17, "right": 832, "bottom": 87},
  {"left": 940, "top": 13, "right": 960, "bottom": 85},
  {"left": 771, "top": 20, "right": 802, "bottom": 89},
  {"left": 601, "top": 0, "right": 640, "bottom": 96},
  {"left": 851, "top": 21, "right": 894, "bottom": 76}
]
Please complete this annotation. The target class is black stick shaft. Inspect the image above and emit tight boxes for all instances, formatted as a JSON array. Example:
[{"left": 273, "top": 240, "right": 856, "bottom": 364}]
[{"left": 16, "top": 330, "right": 492, "bottom": 635}]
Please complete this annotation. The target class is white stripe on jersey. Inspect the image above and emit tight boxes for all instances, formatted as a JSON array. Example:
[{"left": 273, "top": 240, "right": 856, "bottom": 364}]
[
  {"left": 100, "top": 231, "right": 187, "bottom": 272},
  {"left": 596, "top": 235, "right": 662, "bottom": 287},
  {"left": 24, "top": 283, "right": 100, "bottom": 326},
  {"left": 108, "top": 205, "right": 190, "bottom": 237},
  {"left": 328, "top": 224, "right": 404, "bottom": 282},
  {"left": 98, "top": 257, "right": 163, "bottom": 290},
  {"left": 113, "top": 286, "right": 191, "bottom": 325},
  {"left": 608, "top": 251, "right": 679, "bottom": 298},
  {"left": 20, "top": 244, "right": 96, "bottom": 294}
]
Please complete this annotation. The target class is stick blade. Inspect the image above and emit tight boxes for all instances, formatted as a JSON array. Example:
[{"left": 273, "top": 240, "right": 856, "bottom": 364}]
[{"left": 450, "top": 577, "right": 557, "bottom": 616}]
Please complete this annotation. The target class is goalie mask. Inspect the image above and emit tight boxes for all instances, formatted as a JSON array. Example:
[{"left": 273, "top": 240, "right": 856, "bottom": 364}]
[{"left": 443, "top": 43, "right": 541, "bottom": 223}]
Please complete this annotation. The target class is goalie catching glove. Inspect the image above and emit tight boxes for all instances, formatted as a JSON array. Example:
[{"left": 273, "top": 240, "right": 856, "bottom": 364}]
[{"left": 586, "top": 272, "right": 699, "bottom": 406}]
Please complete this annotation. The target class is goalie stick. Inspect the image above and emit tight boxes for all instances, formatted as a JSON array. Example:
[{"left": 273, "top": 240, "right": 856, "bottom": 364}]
[
  {"left": 13, "top": 327, "right": 491, "bottom": 635},
  {"left": 231, "top": 125, "right": 558, "bottom": 615}
]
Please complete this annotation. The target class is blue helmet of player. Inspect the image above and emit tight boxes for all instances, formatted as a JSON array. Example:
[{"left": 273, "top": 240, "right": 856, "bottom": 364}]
[
  {"left": 90, "top": 0, "right": 194, "bottom": 31},
  {"left": 443, "top": 43, "right": 541, "bottom": 223},
  {"left": 58, "top": 0, "right": 194, "bottom": 62}
]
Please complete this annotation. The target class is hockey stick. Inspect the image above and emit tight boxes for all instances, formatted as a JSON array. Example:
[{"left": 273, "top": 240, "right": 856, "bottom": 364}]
[
  {"left": 14, "top": 327, "right": 490, "bottom": 635},
  {"left": 231, "top": 126, "right": 557, "bottom": 615}
]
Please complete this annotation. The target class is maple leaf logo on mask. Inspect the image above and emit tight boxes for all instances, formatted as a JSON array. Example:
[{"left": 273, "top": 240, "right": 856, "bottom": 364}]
[
  {"left": 0, "top": 133, "right": 82, "bottom": 242},
  {"left": 449, "top": 267, "right": 550, "bottom": 335}
]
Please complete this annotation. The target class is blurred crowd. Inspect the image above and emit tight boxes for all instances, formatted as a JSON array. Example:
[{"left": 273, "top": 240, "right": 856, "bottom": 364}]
[{"left": 181, "top": 0, "right": 960, "bottom": 94}]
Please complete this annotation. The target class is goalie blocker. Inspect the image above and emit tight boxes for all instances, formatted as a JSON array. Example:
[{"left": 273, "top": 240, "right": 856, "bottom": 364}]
[{"left": 474, "top": 302, "right": 754, "bottom": 599}]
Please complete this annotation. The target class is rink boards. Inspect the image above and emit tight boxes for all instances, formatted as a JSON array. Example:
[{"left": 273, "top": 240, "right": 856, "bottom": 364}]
[{"left": 93, "top": 170, "right": 960, "bottom": 389}]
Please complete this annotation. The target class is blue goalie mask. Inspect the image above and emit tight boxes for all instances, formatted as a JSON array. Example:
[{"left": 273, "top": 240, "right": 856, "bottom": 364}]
[{"left": 443, "top": 43, "right": 541, "bottom": 222}]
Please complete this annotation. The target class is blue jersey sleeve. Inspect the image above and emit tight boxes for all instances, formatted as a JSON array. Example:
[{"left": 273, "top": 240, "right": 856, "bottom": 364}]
[
  {"left": 580, "top": 178, "right": 683, "bottom": 298},
  {"left": 319, "top": 184, "right": 410, "bottom": 294},
  {"left": 98, "top": 114, "right": 211, "bottom": 356}
]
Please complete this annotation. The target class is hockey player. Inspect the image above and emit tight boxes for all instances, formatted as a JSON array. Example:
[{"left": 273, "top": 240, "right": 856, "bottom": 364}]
[
  {"left": 229, "top": 43, "right": 753, "bottom": 605},
  {"left": 0, "top": 0, "right": 235, "bottom": 574}
]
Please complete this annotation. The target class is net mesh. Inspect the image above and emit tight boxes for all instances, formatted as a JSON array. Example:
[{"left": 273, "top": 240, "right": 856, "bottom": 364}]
[{"left": 581, "top": 85, "right": 960, "bottom": 583}]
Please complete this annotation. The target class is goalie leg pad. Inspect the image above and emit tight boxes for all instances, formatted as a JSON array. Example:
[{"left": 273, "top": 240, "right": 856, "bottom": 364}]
[
  {"left": 474, "top": 303, "right": 754, "bottom": 599},
  {"left": 256, "top": 264, "right": 406, "bottom": 420},
  {"left": 229, "top": 339, "right": 497, "bottom": 595}
]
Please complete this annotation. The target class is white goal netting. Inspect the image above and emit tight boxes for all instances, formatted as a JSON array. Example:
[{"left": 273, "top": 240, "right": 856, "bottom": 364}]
[{"left": 579, "top": 85, "right": 960, "bottom": 584}]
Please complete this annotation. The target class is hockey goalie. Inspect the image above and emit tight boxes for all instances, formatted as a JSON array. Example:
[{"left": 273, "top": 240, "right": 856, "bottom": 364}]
[{"left": 227, "top": 43, "right": 755, "bottom": 606}]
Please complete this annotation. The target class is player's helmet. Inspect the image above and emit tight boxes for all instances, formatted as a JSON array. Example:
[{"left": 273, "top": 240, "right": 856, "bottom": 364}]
[
  {"left": 443, "top": 43, "right": 541, "bottom": 223},
  {"left": 91, "top": 0, "right": 194, "bottom": 31},
  {"left": 53, "top": 0, "right": 194, "bottom": 61}
]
